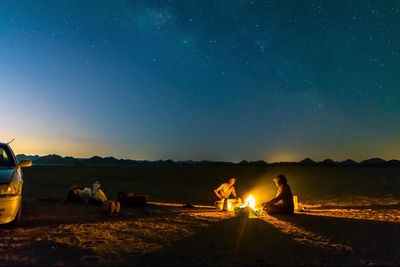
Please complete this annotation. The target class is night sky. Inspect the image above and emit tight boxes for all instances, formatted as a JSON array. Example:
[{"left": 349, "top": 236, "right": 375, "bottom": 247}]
[{"left": 1, "top": 0, "right": 400, "bottom": 162}]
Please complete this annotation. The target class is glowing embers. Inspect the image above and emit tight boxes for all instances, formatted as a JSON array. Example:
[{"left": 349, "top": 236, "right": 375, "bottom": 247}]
[{"left": 234, "top": 194, "right": 262, "bottom": 218}]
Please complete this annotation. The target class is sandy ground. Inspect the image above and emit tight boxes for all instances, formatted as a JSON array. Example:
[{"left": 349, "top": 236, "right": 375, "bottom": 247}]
[{"left": 1, "top": 197, "right": 399, "bottom": 266}]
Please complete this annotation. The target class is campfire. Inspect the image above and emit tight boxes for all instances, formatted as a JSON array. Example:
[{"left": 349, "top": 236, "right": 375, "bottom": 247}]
[
  {"left": 239, "top": 195, "right": 256, "bottom": 209},
  {"left": 215, "top": 194, "right": 263, "bottom": 217},
  {"left": 234, "top": 194, "right": 262, "bottom": 218}
]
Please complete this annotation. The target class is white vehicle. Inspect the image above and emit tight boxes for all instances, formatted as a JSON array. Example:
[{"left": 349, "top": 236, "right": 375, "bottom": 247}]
[{"left": 0, "top": 142, "right": 31, "bottom": 226}]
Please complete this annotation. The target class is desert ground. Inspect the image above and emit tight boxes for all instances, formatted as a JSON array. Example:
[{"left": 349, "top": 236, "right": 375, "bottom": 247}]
[{"left": 1, "top": 165, "right": 399, "bottom": 266}]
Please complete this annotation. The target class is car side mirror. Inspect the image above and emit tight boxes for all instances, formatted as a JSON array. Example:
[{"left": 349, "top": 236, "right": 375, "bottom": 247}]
[{"left": 18, "top": 160, "right": 32, "bottom": 168}]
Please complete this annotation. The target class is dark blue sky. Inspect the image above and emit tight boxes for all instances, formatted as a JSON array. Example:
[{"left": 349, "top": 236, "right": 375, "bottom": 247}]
[{"left": 1, "top": 0, "right": 399, "bottom": 162}]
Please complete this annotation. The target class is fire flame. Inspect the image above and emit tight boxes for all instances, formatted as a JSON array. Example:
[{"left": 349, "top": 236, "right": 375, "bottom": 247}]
[
  {"left": 235, "top": 194, "right": 262, "bottom": 218},
  {"left": 240, "top": 194, "right": 256, "bottom": 209},
  {"left": 246, "top": 194, "right": 256, "bottom": 209},
  {"left": 228, "top": 201, "right": 233, "bottom": 211}
]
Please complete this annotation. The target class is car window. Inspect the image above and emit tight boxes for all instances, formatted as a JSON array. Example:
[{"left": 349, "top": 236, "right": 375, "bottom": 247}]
[
  {"left": 0, "top": 146, "right": 15, "bottom": 167},
  {"left": 0, "top": 148, "right": 9, "bottom": 160}
]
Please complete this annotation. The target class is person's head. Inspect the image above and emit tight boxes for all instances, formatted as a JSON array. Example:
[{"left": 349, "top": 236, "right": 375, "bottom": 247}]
[
  {"left": 75, "top": 188, "right": 83, "bottom": 195},
  {"left": 273, "top": 174, "right": 287, "bottom": 188},
  {"left": 67, "top": 185, "right": 82, "bottom": 202},
  {"left": 228, "top": 177, "right": 236, "bottom": 186}
]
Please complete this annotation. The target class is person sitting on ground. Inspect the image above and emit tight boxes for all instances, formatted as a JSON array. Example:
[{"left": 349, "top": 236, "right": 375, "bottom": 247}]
[
  {"left": 262, "top": 174, "right": 294, "bottom": 215},
  {"left": 214, "top": 177, "right": 238, "bottom": 200},
  {"left": 214, "top": 177, "right": 241, "bottom": 210}
]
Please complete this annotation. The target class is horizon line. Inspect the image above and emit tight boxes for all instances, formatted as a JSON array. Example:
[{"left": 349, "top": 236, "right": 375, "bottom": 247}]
[{"left": 15, "top": 153, "right": 399, "bottom": 164}]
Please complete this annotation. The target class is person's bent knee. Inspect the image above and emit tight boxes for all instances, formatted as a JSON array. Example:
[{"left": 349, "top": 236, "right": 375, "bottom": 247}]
[
  {"left": 263, "top": 203, "right": 293, "bottom": 214},
  {"left": 263, "top": 203, "right": 275, "bottom": 211}
]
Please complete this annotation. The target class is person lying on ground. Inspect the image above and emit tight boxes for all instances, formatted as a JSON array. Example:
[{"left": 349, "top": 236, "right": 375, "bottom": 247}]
[
  {"left": 67, "top": 186, "right": 101, "bottom": 205},
  {"left": 93, "top": 187, "right": 121, "bottom": 214},
  {"left": 262, "top": 174, "right": 294, "bottom": 215},
  {"left": 67, "top": 185, "right": 120, "bottom": 214}
]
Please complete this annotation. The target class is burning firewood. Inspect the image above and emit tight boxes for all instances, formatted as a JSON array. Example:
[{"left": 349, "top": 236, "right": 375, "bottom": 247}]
[{"left": 233, "top": 195, "right": 263, "bottom": 218}]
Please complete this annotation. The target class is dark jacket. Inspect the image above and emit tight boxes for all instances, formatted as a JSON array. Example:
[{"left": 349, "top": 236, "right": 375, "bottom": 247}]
[{"left": 269, "top": 184, "right": 294, "bottom": 209}]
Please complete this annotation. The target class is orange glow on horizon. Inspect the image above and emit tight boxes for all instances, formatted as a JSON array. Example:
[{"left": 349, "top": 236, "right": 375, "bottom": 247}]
[
  {"left": 1, "top": 135, "right": 141, "bottom": 160},
  {"left": 264, "top": 151, "right": 301, "bottom": 163}
]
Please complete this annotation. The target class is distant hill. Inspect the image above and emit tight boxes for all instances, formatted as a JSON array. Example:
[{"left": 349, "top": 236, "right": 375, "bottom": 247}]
[
  {"left": 340, "top": 159, "right": 358, "bottom": 166},
  {"left": 85, "top": 156, "right": 121, "bottom": 165},
  {"left": 359, "top": 158, "right": 387, "bottom": 167},
  {"left": 33, "top": 154, "right": 80, "bottom": 165},
  {"left": 299, "top": 158, "right": 316, "bottom": 165},
  {"left": 386, "top": 159, "right": 400, "bottom": 167},
  {"left": 250, "top": 160, "right": 268, "bottom": 166},
  {"left": 16, "top": 154, "right": 41, "bottom": 162},
  {"left": 14, "top": 154, "right": 400, "bottom": 167},
  {"left": 318, "top": 159, "right": 338, "bottom": 166}
]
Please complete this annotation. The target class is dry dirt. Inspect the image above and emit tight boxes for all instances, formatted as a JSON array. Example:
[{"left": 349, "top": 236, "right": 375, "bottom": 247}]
[{"left": 1, "top": 197, "right": 399, "bottom": 266}]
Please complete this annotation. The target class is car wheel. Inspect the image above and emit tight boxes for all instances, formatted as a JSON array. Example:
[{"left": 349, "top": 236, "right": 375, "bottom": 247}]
[{"left": 10, "top": 202, "right": 22, "bottom": 227}]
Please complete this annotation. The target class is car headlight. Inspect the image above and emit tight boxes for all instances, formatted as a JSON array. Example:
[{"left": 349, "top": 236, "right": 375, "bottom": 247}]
[
  {"left": 0, "top": 172, "right": 21, "bottom": 195},
  {"left": 0, "top": 183, "right": 8, "bottom": 194}
]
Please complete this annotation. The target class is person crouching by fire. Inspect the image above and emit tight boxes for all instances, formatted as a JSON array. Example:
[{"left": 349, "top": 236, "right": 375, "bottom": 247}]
[
  {"left": 262, "top": 174, "right": 294, "bottom": 215},
  {"left": 214, "top": 177, "right": 241, "bottom": 211}
]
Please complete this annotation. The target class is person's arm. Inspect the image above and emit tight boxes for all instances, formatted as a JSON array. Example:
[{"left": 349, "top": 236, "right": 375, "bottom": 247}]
[
  {"left": 267, "top": 186, "right": 291, "bottom": 205},
  {"left": 213, "top": 189, "right": 222, "bottom": 198},
  {"left": 266, "top": 188, "right": 285, "bottom": 205},
  {"left": 214, "top": 184, "right": 224, "bottom": 194},
  {"left": 214, "top": 184, "right": 224, "bottom": 199},
  {"left": 266, "top": 196, "right": 280, "bottom": 205},
  {"left": 231, "top": 187, "right": 237, "bottom": 198}
]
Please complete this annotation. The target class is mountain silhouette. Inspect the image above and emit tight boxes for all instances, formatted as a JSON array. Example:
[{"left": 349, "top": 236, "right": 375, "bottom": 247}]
[
  {"left": 340, "top": 159, "right": 358, "bottom": 166},
  {"left": 386, "top": 159, "right": 400, "bottom": 167},
  {"left": 85, "top": 156, "right": 120, "bottom": 165},
  {"left": 360, "top": 158, "right": 387, "bottom": 166},
  {"left": 249, "top": 160, "right": 268, "bottom": 166},
  {"left": 299, "top": 158, "right": 316, "bottom": 165},
  {"left": 34, "top": 154, "right": 79, "bottom": 165},
  {"left": 14, "top": 154, "right": 400, "bottom": 167},
  {"left": 16, "top": 154, "right": 40, "bottom": 162},
  {"left": 319, "top": 159, "right": 337, "bottom": 166}
]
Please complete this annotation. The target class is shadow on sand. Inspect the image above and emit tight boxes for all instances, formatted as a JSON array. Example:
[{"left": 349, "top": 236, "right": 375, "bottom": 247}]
[
  {"left": 15, "top": 200, "right": 163, "bottom": 228},
  {"left": 317, "top": 203, "right": 400, "bottom": 210},
  {"left": 130, "top": 212, "right": 399, "bottom": 266},
  {"left": 2, "top": 202, "right": 399, "bottom": 266},
  {"left": 272, "top": 213, "right": 400, "bottom": 265},
  {"left": 0, "top": 240, "right": 97, "bottom": 266},
  {"left": 131, "top": 214, "right": 367, "bottom": 266}
]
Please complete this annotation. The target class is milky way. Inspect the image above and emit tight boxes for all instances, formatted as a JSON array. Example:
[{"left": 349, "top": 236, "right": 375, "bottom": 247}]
[{"left": 1, "top": 1, "right": 399, "bottom": 162}]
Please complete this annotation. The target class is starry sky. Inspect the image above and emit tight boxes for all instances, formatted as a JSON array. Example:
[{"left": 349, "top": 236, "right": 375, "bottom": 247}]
[{"left": 1, "top": 0, "right": 400, "bottom": 162}]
